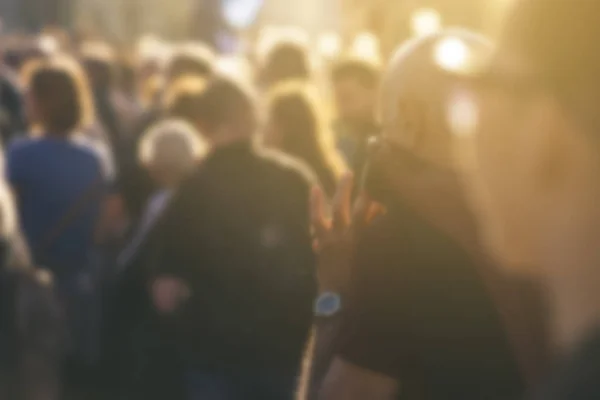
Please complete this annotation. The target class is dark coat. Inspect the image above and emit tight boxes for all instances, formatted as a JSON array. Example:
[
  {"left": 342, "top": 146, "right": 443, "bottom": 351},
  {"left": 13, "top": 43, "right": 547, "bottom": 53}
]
[{"left": 153, "top": 140, "right": 317, "bottom": 379}]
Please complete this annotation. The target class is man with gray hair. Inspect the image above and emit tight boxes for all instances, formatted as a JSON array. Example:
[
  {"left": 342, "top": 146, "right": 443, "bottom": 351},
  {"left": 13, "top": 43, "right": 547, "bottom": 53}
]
[
  {"left": 309, "top": 29, "right": 548, "bottom": 400},
  {"left": 118, "top": 118, "right": 208, "bottom": 268},
  {"left": 104, "top": 119, "right": 208, "bottom": 398}
]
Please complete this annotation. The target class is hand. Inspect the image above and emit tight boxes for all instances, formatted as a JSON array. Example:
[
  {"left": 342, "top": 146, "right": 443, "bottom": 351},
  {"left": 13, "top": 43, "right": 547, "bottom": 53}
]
[
  {"left": 311, "top": 173, "right": 382, "bottom": 293},
  {"left": 151, "top": 276, "right": 191, "bottom": 315}
]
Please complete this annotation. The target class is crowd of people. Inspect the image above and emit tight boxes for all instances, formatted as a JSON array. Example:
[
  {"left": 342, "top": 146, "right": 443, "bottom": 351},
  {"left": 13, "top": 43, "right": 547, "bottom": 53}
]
[{"left": 0, "top": 0, "right": 600, "bottom": 399}]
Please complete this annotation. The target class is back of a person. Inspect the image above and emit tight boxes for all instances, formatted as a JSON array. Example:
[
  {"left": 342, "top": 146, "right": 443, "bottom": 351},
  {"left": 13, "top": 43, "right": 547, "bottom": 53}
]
[
  {"left": 348, "top": 198, "right": 524, "bottom": 399},
  {"left": 152, "top": 77, "right": 317, "bottom": 399},
  {"left": 8, "top": 137, "right": 103, "bottom": 275},
  {"left": 162, "top": 142, "right": 316, "bottom": 392}
]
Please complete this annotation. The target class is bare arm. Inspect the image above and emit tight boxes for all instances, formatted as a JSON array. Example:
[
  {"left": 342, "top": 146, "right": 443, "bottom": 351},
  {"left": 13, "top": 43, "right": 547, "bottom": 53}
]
[{"left": 318, "top": 358, "right": 399, "bottom": 400}]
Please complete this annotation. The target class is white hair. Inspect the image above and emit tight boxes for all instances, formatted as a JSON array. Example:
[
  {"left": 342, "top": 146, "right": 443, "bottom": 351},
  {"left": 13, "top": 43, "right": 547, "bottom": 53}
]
[{"left": 139, "top": 119, "right": 209, "bottom": 166}]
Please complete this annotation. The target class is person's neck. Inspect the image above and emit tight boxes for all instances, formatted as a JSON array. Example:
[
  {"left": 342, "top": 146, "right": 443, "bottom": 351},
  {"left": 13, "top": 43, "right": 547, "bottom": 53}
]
[
  {"left": 209, "top": 132, "right": 252, "bottom": 148},
  {"left": 543, "top": 232, "right": 600, "bottom": 354}
]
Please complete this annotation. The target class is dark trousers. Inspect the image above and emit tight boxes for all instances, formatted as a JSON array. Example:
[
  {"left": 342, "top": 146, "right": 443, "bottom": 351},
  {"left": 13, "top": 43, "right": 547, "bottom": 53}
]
[{"left": 186, "top": 369, "right": 298, "bottom": 400}]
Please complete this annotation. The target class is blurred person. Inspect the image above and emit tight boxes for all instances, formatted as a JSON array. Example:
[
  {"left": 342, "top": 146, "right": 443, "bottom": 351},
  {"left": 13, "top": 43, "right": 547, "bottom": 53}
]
[
  {"left": 7, "top": 56, "right": 112, "bottom": 397},
  {"left": 0, "top": 146, "right": 63, "bottom": 400},
  {"left": 151, "top": 77, "right": 317, "bottom": 400},
  {"left": 81, "top": 43, "right": 123, "bottom": 152},
  {"left": 331, "top": 57, "right": 381, "bottom": 180},
  {"left": 0, "top": 39, "right": 26, "bottom": 143},
  {"left": 259, "top": 40, "right": 311, "bottom": 90},
  {"left": 164, "top": 75, "right": 208, "bottom": 123},
  {"left": 104, "top": 119, "right": 209, "bottom": 399},
  {"left": 448, "top": 0, "right": 600, "bottom": 399},
  {"left": 310, "top": 30, "right": 549, "bottom": 400},
  {"left": 121, "top": 43, "right": 215, "bottom": 220},
  {"left": 112, "top": 56, "right": 143, "bottom": 133},
  {"left": 119, "top": 119, "right": 208, "bottom": 269},
  {"left": 264, "top": 82, "right": 346, "bottom": 198},
  {"left": 166, "top": 44, "right": 215, "bottom": 84}
]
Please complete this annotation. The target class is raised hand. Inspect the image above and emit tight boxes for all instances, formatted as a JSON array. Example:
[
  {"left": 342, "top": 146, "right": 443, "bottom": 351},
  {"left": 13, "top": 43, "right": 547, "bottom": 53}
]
[{"left": 311, "top": 173, "right": 381, "bottom": 293}]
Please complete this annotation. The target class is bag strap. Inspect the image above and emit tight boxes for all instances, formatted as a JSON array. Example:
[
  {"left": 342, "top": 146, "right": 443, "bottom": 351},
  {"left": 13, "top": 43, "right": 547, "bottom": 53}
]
[{"left": 36, "top": 177, "right": 105, "bottom": 260}]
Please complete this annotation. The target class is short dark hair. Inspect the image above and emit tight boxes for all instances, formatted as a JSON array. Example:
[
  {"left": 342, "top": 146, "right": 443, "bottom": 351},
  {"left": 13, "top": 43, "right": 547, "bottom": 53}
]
[
  {"left": 165, "top": 76, "right": 208, "bottom": 124},
  {"left": 167, "top": 45, "right": 215, "bottom": 82},
  {"left": 194, "top": 77, "right": 256, "bottom": 134},
  {"left": 25, "top": 57, "right": 93, "bottom": 135},
  {"left": 331, "top": 58, "right": 381, "bottom": 89},
  {"left": 261, "top": 42, "right": 310, "bottom": 87}
]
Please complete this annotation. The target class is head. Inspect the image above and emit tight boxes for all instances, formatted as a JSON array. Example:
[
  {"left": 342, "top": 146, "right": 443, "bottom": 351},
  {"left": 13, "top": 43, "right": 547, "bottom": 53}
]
[
  {"left": 366, "top": 30, "right": 490, "bottom": 201},
  {"left": 259, "top": 41, "right": 311, "bottom": 89},
  {"left": 448, "top": 0, "right": 600, "bottom": 273},
  {"left": 139, "top": 119, "right": 209, "bottom": 187},
  {"left": 22, "top": 56, "right": 94, "bottom": 136},
  {"left": 193, "top": 77, "right": 258, "bottom": 145},
  {"left": 166, "top": 44, "right": 215, "bottom": 84},
  {"left": 331, "top": 57, "right": 381, "bottom": 124},
  {"left": 265, "top": 82, "right": 343, "bottom": 196},
  {"left": 80, "top": 42, "right": 116, "bottom": 92},
  {"left": 165, "top": 75, "right": 208, "bottom": 124}
]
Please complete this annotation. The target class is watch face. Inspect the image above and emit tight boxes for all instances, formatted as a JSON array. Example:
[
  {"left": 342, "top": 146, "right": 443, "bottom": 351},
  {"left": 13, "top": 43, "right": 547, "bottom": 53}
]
[
  {"left": 315, "top": 292, "right": 342, "bottom": 317},
  {"left": 222, "top": 0, "right": 264, "bottom": 30}
]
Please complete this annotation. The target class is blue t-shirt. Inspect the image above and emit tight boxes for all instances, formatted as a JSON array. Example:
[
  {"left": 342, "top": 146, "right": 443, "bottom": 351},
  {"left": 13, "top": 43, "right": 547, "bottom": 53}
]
[{"left": 7, "top": 137, "right": 107, "bottom": 277}]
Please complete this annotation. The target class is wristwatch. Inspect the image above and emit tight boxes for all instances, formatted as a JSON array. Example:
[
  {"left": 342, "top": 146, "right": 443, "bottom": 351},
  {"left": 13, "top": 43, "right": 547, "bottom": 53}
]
[{"left": 314, "top": 291, "right": 342, "bottom": 318}]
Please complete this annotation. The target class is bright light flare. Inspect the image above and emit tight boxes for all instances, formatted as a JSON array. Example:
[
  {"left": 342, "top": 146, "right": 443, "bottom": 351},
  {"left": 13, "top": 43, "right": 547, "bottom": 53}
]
[
  {"left": 351, "top": 32, "right": 380, "bottom": 61},
  {"left": 39, "top": 35, "right": 59, "bottom": 55},
  {"left": 318, "top": 32, "right": 341, "bottom": 59},
  {"left": 435, "top": 37, "right": 470, "bottom": 72},
  {"left": 411, "top": 8, "right": 442, "bottom": 37},
  {"left": 223, "top": 0, "right": 264, "bottom": 30}
]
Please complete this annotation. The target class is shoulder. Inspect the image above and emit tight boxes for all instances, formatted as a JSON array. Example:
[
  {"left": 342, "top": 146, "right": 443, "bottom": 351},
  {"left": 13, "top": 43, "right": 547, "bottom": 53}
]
[
  {"left": 7, "top": 136, "right": 38, "bottom": 155},
  {"left": 256, "top": 147, "right": 318, "bottom": 191},
  {"left": 6, "top": 137, "right": 43, "bottom": 169},
  {"left": 73, "top": 135, "right": 116, "bottom": 179}
]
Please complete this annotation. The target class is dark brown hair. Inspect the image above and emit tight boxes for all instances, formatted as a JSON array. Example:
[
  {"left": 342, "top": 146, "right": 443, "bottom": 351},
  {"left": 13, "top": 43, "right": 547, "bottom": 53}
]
[
  {"left": 24, "top": 56, "right": 93, "bottom": 135},
  {"left": 165, "top": 75, "right": 208, "bottom": 125},
  {"left": 167, "top": 45, "right": 215, "bottom": 82},
  {"left": 260, "top": 42, "right": 310, "bottom": 88},
  {"left": 194, "top": 77, "right": 256, "bottom": 136},
  {"left": 268, "top": 83, "right": 345, "bottom": 197}
]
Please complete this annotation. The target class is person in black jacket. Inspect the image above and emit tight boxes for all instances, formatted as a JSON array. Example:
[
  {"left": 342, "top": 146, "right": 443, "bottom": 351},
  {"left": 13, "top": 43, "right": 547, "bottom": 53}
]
[{"left": 151, "top": 77, "right": 317, "bottom": 400}]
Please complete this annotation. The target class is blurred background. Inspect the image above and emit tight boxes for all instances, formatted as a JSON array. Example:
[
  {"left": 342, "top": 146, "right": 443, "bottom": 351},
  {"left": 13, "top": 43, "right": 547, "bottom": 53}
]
[{"left": 0, "top": 0, "right": 515, "bottom": 56}]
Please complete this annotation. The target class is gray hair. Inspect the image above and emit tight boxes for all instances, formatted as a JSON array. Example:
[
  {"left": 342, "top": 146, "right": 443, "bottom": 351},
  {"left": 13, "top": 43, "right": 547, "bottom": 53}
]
[{"left": 139, "top": 119, "right": 209, "bottom": 166}]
